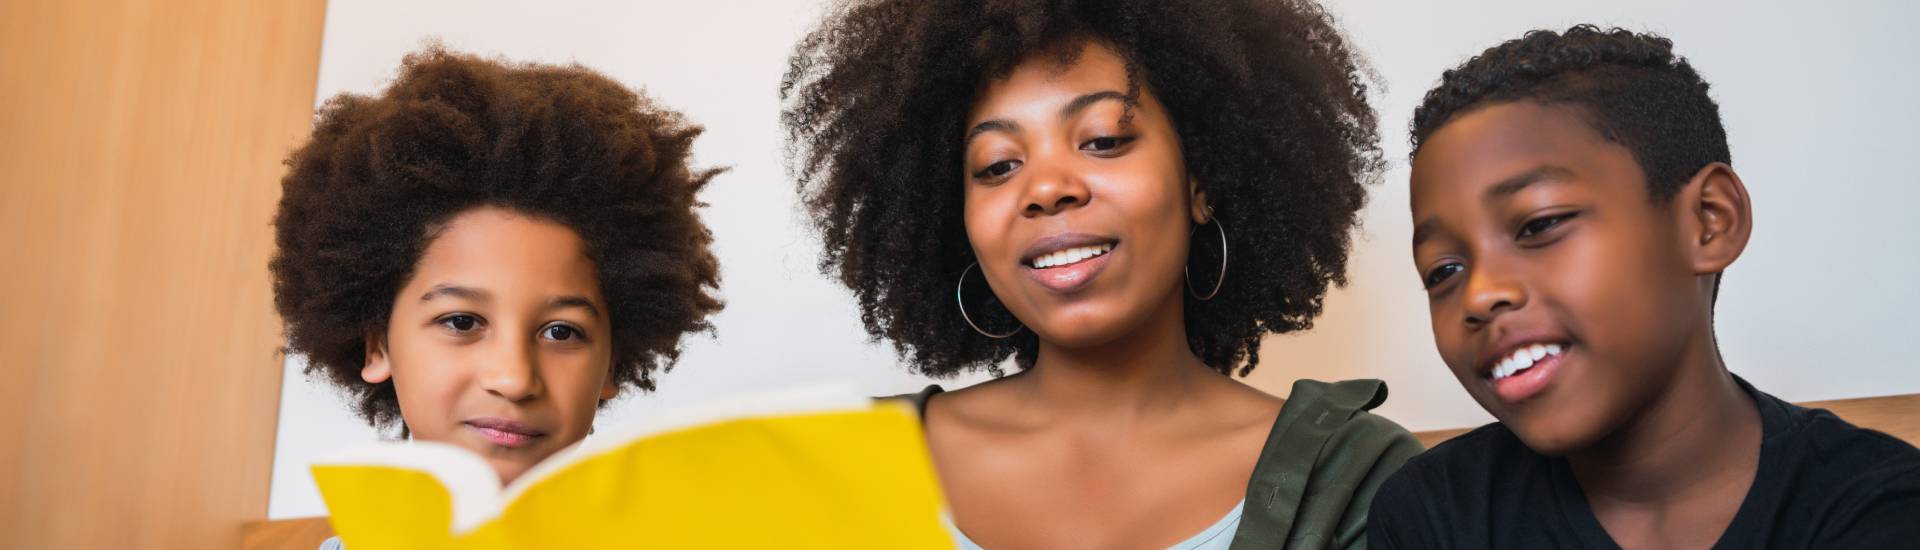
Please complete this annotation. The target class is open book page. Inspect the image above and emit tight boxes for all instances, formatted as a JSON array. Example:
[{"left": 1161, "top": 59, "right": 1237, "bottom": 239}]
[{"left": 311, "top": 385, "right": 954, "bottom": 549}]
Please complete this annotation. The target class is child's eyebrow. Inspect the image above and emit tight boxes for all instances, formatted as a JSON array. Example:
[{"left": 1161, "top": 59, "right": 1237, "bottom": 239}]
[
  {"left": 545, "top": 296, "right": 601, "bottom": 319},
  {"left": 421, "top": 284, "right": 487, "bottom": 303},
  {"left": 1484, "top": 165, "right": 1574, "bottom": 201},
  {"left": 1413, "top": 165, "right": 1578, "bottom": 247}
]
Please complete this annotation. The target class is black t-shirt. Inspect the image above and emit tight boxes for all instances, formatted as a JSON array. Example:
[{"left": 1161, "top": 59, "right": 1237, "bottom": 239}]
[{"left": 1367, "top": 376, "right": 1920, "bottom": 549}]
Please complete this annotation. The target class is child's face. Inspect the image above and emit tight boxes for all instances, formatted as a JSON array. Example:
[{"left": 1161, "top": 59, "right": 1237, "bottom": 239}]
[
  {"left": 364, "top": 207, "right": 618, "bottom": 484},
  {"left": 1409, "top": 103, "right": 1709, "bottom": 455}
]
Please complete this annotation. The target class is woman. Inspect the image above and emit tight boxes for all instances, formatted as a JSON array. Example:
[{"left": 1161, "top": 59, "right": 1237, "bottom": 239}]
[{"left": 782, "top": 1, "right": 1419, "bottom": 548}]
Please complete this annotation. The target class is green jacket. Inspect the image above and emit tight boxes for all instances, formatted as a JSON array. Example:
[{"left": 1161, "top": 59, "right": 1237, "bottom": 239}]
[{"left": 896, "top": 378, "right": 1422, "bottom": 550}]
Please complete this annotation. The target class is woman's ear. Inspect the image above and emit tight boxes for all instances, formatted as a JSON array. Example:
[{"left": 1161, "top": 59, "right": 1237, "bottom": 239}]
[
  {"left": 1678, "top": 162, "right": 1753, "bottom": 276},
  {"left": 1188, "top": 175, "right": 1210, "bottom": 224},
  {"left": 362, "top": 332, "right": 393, "bottom": 384}
]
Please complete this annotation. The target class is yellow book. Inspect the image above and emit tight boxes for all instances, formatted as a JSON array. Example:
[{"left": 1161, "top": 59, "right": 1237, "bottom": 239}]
[{"left": 311, "top": 386, "right": 954, "bottom": 549}]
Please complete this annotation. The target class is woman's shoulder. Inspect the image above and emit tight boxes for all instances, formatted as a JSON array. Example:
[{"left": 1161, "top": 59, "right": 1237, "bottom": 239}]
[
  {"left": 1231, "top": 379, "right": 1423, "bottom": 548},
  {"left": 880, "top": 384, "right": 945, "bottom": 419},
  {"left": 1267, "top": 378, "right": 1422, "bottom": 461}
]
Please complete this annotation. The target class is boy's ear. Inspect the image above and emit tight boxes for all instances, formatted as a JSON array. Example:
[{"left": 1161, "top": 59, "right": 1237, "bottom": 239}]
[
  {"left": 1677, "top": 162, "right": 1753, "bottom": 277},
  {"left": 1187, "top": 175, "right": 1210, "bottom": 224},
  {"left": 362, "top": 331, "right": 393, "bottom": 384}
]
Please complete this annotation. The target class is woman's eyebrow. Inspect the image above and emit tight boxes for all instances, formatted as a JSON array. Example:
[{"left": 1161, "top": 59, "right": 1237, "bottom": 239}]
[
  {"left": 1060, "top": 90, "right": 1127, "bottom": 121},
  {"left": 964, "top": 90, "right": 1131, "bottom": 147},
  {"left": 965, "top": 119, "right": 1019, "bottom": 147}
]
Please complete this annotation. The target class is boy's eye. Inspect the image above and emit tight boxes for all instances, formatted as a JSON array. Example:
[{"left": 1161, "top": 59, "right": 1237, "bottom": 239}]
[
  {"left": 540, "top": 324, "right": 584, "bottom": 342},
  {"left": 1080, "top": 135, "right": 1135, "bottom": 153},
  {"left": 973, "top": 159, "right": 1021, "bottom": 179},
  {"left": 438, "top": 314, "right": 482, "bottom": 333},
  {"left": 1517, "top": 213, "right": 1575, "bottom": 239},
  {"left": 1423, "top": 262, "right": 1464, "bottom": 289}
]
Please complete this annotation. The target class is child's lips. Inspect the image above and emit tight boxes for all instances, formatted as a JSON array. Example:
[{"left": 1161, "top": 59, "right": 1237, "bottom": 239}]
[
  {"left": 1487, "top": 346, "right": 1568, "bottom": 405},
  {"left": 464, "top": 418, "right": 546, "bottom": 448}
]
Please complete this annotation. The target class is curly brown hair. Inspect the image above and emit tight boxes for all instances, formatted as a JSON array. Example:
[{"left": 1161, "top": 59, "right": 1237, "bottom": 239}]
[
  {"left": 781, "top": 0, "right": 1382, "bottom": 378},
  {"left": 271, "top": 47, "right": 724, "bottom": 429}
]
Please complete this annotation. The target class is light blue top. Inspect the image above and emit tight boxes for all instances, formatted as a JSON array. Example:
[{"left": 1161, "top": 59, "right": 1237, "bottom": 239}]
[{"left": 947, "top": 499, "right": 1245, "bottom": 550}]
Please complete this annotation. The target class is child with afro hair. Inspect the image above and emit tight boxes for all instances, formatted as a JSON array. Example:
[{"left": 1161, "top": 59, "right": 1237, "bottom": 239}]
[{"left": 270, "top": 47, "right": 723, "bottom": 490}]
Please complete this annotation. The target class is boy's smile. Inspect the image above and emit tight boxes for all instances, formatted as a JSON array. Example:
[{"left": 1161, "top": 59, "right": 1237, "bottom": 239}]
[{"left": 1410, "top": 102, "right": 1714, "bottom": 455}]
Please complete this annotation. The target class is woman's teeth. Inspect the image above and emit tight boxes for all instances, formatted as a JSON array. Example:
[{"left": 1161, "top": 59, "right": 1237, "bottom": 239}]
[
  {"left": 1030, "top": 243, "right": 1114, "bottom": 269},
  {"left": 1492, "top": 343, "right": 1563, "bottom": 381}
]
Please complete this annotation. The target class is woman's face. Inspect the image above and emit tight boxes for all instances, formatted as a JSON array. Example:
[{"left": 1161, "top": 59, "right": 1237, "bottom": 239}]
[
  {"left": 961, "top": 40, "right": 1208, "bottom": 349},
  {"left": 364, "top": 206, "right": 618, "bottom": 485}
]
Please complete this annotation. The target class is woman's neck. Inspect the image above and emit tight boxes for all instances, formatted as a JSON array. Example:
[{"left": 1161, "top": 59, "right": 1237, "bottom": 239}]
[{"left": 1017, "top": 289, "right": 1214, "bottom": 425}]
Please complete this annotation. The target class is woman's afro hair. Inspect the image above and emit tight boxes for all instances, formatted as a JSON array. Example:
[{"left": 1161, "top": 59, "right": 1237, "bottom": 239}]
[
  {"left": 271, "top": 47, "right": 723, "bottom": 428},
  {"left": 781, "top": 0, "right": 1383, "bottom": 378}
]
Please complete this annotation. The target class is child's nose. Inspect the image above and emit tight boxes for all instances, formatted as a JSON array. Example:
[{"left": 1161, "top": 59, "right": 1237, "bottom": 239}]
[
  {"left": 478, "top": 339, "right": 542, "bottom": 402},
  {"left": 1462, "top": 264, "right": 1527, "bottom": 328}
]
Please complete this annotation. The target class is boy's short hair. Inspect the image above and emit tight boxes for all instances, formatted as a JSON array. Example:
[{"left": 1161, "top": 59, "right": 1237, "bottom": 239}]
[
  {"left": 1411, "top": 25, "right": 1730, "bottom": 203},
  {"left": 270, "top": 47, "right": 724, "bottom": 428}
]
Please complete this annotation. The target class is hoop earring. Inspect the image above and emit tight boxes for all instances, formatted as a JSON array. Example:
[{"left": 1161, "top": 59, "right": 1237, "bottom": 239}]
[
  {"left": 957, "top": 262, "right": 1022, "bottom": 339},
  {"left": 1185, "top": 214, "right": 1227, "bottom": 301}
]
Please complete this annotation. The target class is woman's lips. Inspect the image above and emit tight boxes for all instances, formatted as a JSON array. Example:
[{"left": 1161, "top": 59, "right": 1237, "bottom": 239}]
[
  {"left": 464, "top": 418, "right": 546, "bottom": 448},
  {"left": 1025, "top": 246, "right": 1114, "bottom": 293}
]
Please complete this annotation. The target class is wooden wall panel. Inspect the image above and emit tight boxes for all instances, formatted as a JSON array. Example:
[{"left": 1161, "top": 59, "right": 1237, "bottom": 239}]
[{"left": 0, "top": 0, "right": 327, "bottom": 548}]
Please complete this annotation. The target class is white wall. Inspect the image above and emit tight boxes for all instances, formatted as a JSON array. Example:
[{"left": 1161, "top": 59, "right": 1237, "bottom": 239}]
[{"left": 269, "top": 0, "right": 1920, "bottom": 518}]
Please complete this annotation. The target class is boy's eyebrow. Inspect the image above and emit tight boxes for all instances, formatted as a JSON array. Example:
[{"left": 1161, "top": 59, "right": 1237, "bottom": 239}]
[
  {"left": 963, "top": 90, "right": 1129, "bottom": 148},
  {"left": 1412, "top": 165, "right": 1577, "bottom": 247},
  {"left": 421, "top": 285, "right": 487, "bottom": 303},
  {"left": 545, "top": 295, "right": 601, "bottom": 319},
  {"left": 1485, "top": 165, "right": 1574, "bottom": 201}
]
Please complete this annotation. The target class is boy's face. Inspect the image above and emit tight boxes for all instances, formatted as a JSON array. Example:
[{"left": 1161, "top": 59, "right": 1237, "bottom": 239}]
[
  {"left": 365, "top": 206, "right": 618, "bottom": 485},
  {"left": 1409, "top": 102, "right": 1709, "bottom": 455}
]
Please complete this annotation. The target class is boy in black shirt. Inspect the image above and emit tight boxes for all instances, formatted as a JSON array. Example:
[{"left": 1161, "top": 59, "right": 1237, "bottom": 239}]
[{"left": 1373, "top": 25, "right": 1920, "bottom": 549}]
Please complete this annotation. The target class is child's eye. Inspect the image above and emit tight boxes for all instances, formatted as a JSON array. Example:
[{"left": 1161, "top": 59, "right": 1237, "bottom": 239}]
[
  {"left": 540, "top": 324, "right": 586, "bottom": 342},
  {"left": 1080, "top": 135, "right": 1136, "bottom": 153},
  {"left": 1423, "top": 262, "right": 1464, "bottom": 289},
  {"left": 438, "top": 314, "right": 483, "bottom": 333},
  {"left": 972, "top": 159, "right": 1021, "bottom": 180},
  {"left": 1517, "top": 213, "right": 1575, "bottom": 239}
]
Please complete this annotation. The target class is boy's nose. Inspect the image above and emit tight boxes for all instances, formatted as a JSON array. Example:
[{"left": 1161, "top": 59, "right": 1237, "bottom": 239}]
[{"left": 1462, "top": 265, "right": 1526, "bottom": 328}]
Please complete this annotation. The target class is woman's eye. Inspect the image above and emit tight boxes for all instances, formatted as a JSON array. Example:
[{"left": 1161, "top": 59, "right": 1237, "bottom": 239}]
[
  {"left": 1423, "top": 263, "right": 1464, "bottom": 289},
  {"left": 974, "top": 160, "right": 1020, "bottom": 179},
  {"left": 1081, "top": 136, "right": 1135, "bottom": 152},
  {"left": 541, "top": 324, "right": 583, "bottom": 342},
  {"left": 1517, "top": 213, "right": 1574, "bottom": 239},
  {"left": 438, "top": 314, "right": 481, "bottom": 333}
]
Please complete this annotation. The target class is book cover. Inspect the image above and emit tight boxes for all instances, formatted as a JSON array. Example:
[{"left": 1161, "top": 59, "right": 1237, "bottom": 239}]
[{"left": 311, "top": 386, "right": 954, "bottom": 549}]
